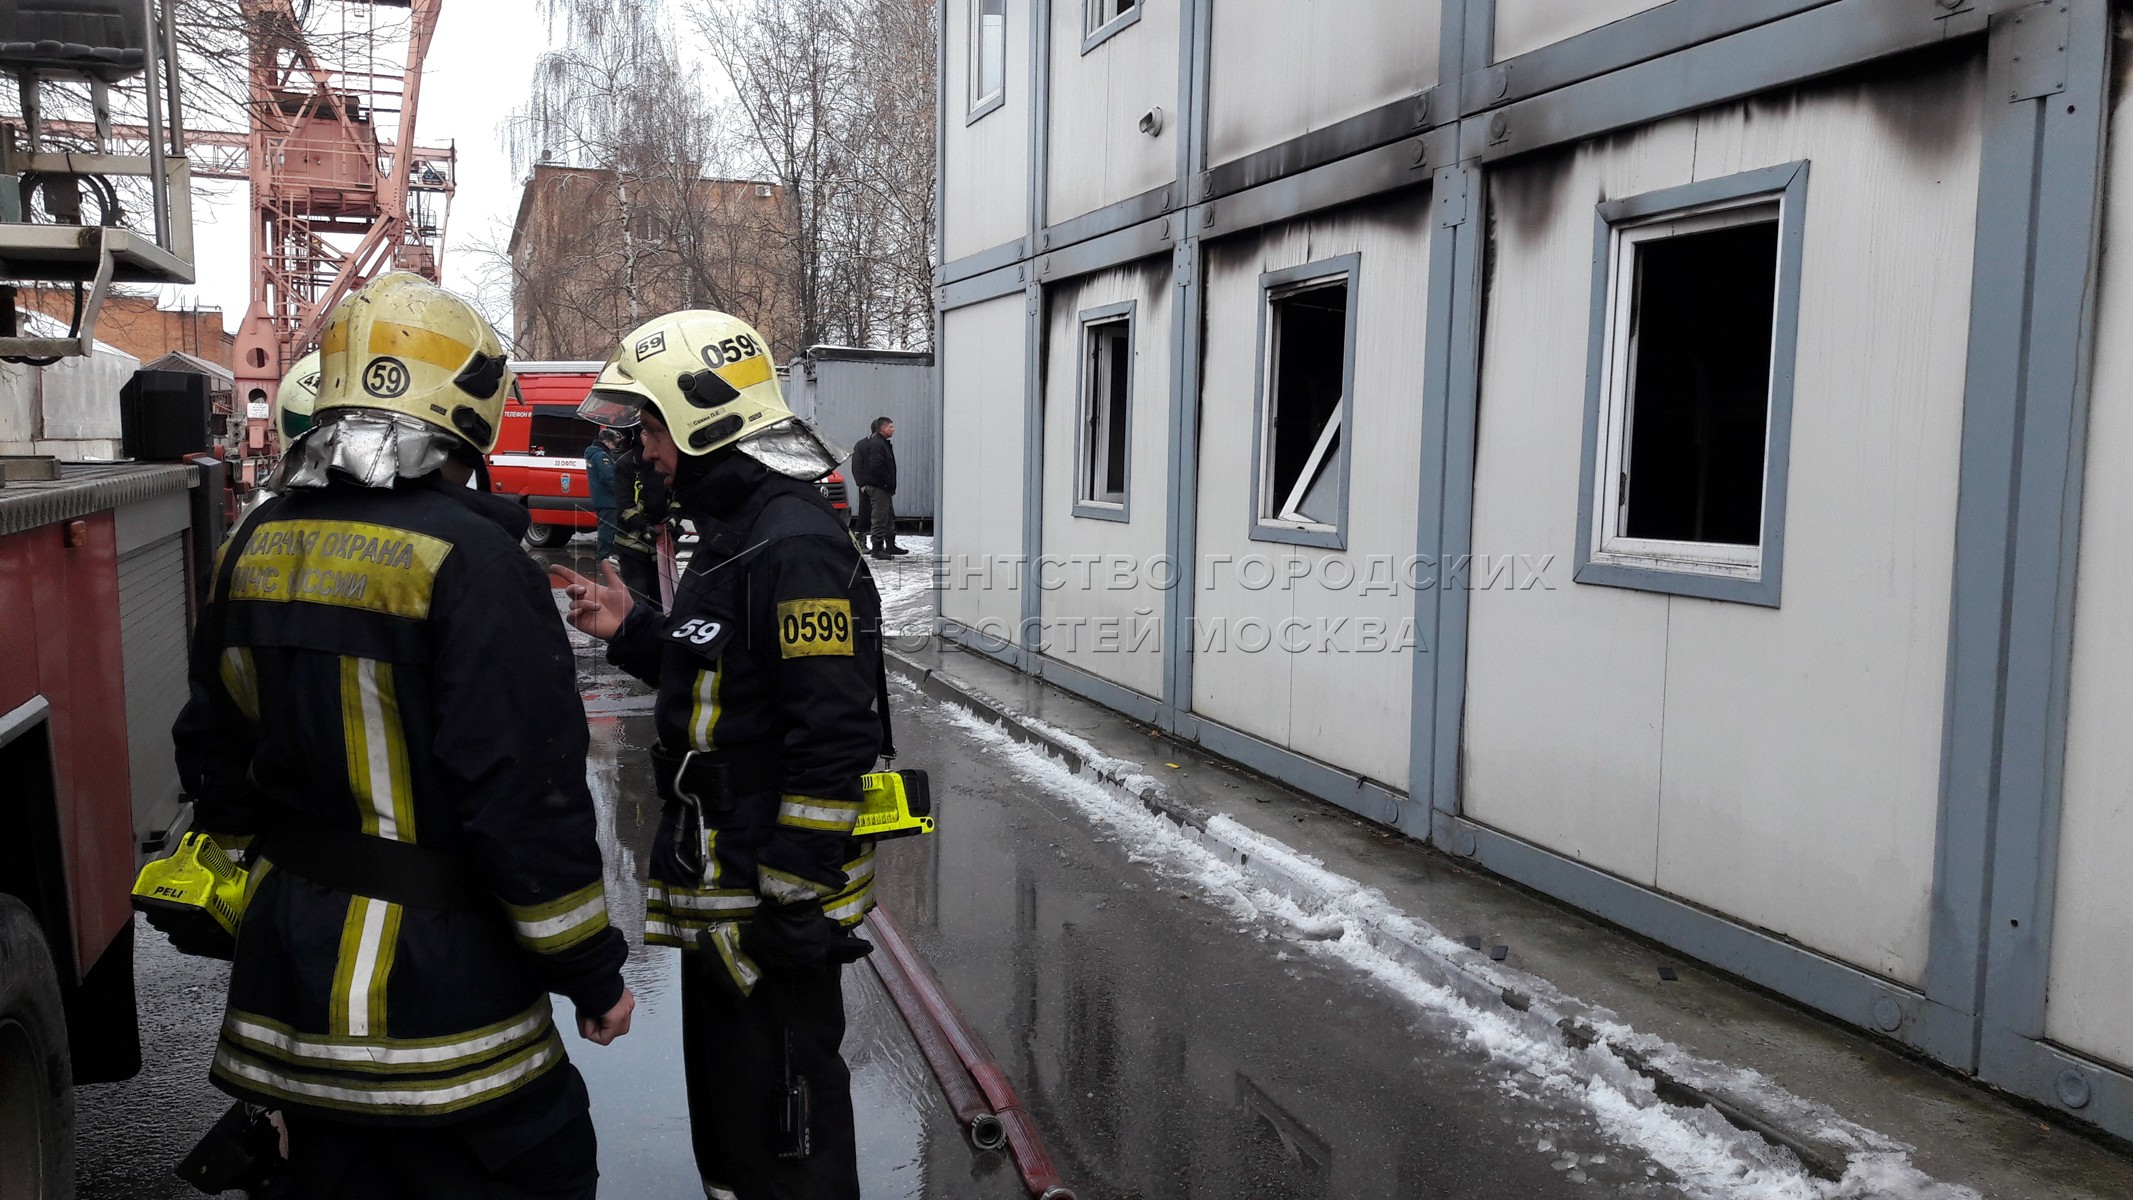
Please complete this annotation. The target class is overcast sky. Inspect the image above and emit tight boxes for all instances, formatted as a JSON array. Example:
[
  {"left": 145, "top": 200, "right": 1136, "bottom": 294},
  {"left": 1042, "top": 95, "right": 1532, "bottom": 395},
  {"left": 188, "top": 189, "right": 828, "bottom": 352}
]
[{"left": 162, "top": 6, "right": 557, "bottom": 333}]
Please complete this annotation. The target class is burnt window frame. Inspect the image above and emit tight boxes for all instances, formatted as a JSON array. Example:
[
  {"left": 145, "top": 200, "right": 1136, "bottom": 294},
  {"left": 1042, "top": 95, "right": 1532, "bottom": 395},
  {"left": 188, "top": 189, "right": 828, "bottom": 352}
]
[
  {"left": 1574, "top": 161, "right": 1809, "bottom": 608},
  {"left": 1073, "top": 300, "right": 1136, "bottom": 522},
  {"left": 1251, "top": 255, "right": 1360, "bottom": 551}
]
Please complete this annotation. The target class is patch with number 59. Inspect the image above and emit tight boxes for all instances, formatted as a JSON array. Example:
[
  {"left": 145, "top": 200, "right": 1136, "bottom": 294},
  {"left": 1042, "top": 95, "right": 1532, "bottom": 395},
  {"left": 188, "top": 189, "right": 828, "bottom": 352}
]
[
  {"left": 665, "top": 615, "right": 732, "bottom": 661},
  {"left": 775, "top": 598, "right": 854, "bottom": 658}
]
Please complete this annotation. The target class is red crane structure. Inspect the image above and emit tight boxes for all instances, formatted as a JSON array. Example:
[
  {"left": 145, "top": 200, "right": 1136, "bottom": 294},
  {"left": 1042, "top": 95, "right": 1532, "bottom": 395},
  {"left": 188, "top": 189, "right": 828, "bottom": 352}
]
[{"left": 228, "top": 0, "right": 455, "bottom": 481}]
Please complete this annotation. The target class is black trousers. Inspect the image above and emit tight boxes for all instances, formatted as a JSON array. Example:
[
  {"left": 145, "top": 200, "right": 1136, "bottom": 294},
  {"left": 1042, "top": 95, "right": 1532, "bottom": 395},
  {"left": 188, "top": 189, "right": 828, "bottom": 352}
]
[
  {"left": 861, "top": 487, "right": 895, "bottom": 547},
  {"left": 614, "top": 545, "right": 659, "bottom": 606},
  {"left": 681, "top": 958, "right": 858, "bottom": 1200},
  {"left": 281, "top": 1065, "right": 598, "bottom": 1200}
]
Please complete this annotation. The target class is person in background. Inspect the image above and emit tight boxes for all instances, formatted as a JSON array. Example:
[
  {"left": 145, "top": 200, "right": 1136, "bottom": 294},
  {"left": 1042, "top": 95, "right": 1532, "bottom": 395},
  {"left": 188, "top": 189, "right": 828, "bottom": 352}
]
[
  {"left": 849, "top": 416, "right": 905, "bottom": 560},
  {"left": 586, "top": 426, "right": 621, "bottom": 560},
  {"left": 610, "top": 426, "right": 667, "bottom": 603}
]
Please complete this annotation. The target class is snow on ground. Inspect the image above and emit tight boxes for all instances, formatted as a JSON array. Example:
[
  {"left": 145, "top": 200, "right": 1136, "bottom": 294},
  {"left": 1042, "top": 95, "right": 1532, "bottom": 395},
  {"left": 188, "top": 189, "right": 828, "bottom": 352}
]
[
  {"left": 904, "top": 681, "right": 1977, "bottom": 1200},
  {"left": 869, "top": 535, "right": 936, "bottom": 637}
]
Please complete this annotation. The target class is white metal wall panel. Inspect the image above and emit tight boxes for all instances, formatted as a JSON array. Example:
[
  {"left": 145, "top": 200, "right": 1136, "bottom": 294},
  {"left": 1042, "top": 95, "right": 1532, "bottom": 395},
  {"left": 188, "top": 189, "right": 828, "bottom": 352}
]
[
  {"left": 120, "top": 533, "right": 190, "bottom": 840},
  {"left": 1192, "top": 199, "right": 1430, "bottom": 792},
  {"left": 1045, "top": 0, "right": 1181, "bottom": 226},
  {"left": 1039, "top": 263, "right": 1170, "bottom": 699},
  {"left": 939, "top": 296, "right": 1029, "bottom": 636},
  {"left": 1465, "top": 61, "right": 1982, "bottom": 983},
  {"left": 1493, "top": 0, "right": 1670, "bottom": 63},
  {"left": 945, "top": 0, "right": 1032, "bottom": 261},
  {"left": 1206, "top": 0, "right": 1439, "bottom": 167},
  {"left": 2047, "top": 59, "right": 2133, "bottom": 1070}
]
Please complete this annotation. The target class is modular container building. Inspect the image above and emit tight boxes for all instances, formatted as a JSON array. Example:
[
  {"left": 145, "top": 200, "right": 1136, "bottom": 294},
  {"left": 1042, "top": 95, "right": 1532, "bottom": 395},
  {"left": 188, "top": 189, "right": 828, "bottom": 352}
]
[
  {"left": 787, "top": 345, "right": 939, "bottom": 523},
  {"left": 931, "top": 0, "right": 2133, "bottom": 1141}
]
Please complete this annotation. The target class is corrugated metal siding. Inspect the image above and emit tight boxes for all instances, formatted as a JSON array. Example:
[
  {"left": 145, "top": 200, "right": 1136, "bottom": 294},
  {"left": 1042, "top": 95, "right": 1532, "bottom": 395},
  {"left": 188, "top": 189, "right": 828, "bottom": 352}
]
[
  {"left": 1462, "top": 60, "right": 1984, "bottom": 986},
  {"left": 119, "top": 533, "right": 190, "bottom": 842},
  {"left": 808, "top": 353, "right": 939, "bottom": 521}
]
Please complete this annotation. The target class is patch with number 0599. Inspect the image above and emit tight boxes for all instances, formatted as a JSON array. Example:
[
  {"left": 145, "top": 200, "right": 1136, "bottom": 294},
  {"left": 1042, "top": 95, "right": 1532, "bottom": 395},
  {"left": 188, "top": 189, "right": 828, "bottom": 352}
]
[
  {"left": 665, "top": 615, "right": 732, "bottom": 660},
  {"left": 775, "top": 598, "right": 854, "bottom": 658}
]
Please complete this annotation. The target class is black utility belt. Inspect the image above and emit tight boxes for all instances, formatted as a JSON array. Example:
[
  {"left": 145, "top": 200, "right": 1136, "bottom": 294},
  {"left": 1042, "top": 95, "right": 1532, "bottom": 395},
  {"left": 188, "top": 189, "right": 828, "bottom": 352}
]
[
  {"left": 253, "top": 825, "right": 490, "bottom": 912},
  {"left": 649, "top": 745, "right": 783, "bottom": 817}
]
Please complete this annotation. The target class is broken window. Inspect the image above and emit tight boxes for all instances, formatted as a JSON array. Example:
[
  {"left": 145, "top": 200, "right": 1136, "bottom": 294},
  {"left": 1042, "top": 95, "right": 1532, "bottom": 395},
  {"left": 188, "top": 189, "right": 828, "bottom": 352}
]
[
  {"left": 971, "top": 0, "right": 1005, "bottom": 114},
  {"left": 1079, "top": 314, "right": 1132, "bottom": 510},
  {"left": 1594, "top": 202, "right": 1781, "bottom": 573},
  {"left": 1258, "top": 271, "right": 1352, "bottom": 538}
]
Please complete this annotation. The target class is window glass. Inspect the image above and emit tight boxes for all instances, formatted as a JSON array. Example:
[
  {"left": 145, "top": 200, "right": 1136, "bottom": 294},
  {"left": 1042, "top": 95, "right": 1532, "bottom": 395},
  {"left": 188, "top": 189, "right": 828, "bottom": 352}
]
[
  {"left": 1088, "top": 0, "right": 1137, "bottom": 36},
  {"left": 973, "top": 0, "right": 1006, "bottom": 111},
  {"left": 527, "top": 406, "right": 601, "bottom": 458}
]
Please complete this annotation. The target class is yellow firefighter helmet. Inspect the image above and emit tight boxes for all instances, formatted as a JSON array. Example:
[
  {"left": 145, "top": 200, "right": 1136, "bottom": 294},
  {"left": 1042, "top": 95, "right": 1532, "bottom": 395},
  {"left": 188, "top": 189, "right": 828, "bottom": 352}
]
[
  {"left": 578, "top": 309, "right": 840, "bottom": 476},
  {"left": 275, "top": 350, "right": 321, "bottom": 442},
  {"left": 314, "top": 272, "right": 514, "bottom": 453}
]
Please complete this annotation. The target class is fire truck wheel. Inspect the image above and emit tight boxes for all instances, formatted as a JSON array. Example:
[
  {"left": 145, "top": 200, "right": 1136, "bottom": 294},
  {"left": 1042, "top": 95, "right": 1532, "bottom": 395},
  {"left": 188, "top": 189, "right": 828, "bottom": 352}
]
[
  {"left": 0, "top": 896, "right": 73, "bottom": 1200},
  {"left": 525, "top": 522, "right": 573, "bottom": 548}
]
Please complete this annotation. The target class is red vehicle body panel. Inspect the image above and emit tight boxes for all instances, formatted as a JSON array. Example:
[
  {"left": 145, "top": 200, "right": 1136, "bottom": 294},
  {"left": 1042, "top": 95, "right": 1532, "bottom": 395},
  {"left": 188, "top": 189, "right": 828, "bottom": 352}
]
[
  {"left": 486, "top": 363, "right": 849, "bottom": 531},
  {"left": 487, "top": 364, "right": 604, "bottom": 531},
  {"left": 1, "top": 514, "right": 137, "bottom": 979}
]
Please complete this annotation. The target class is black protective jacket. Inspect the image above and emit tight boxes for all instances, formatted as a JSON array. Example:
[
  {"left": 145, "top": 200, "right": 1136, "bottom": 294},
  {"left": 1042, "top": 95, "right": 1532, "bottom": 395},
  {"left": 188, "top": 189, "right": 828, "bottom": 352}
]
[
  {"left": 613, "top": 443, "right": 667, "bottom": 557},
  {"left": 605, "top": 451, "right": 884, "bottom": 948},
  {"left": 173, "top": 473, "right": 627, "bottom": 1125},
  {"left": 850, "top": 434, "right": 896, "bottom": 495}
]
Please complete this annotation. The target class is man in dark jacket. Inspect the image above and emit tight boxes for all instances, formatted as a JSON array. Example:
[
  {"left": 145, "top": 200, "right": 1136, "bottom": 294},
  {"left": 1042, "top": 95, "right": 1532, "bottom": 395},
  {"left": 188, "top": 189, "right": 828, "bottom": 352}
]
[
  {"left": 849, "top": 416, "right": 905, "bottom": 559},
  {"left": 553, "top": 309, "right": 882, "bottom": 1200},
  {"left": 172, "top": 273, "right": 634, "bottom": 1200}
]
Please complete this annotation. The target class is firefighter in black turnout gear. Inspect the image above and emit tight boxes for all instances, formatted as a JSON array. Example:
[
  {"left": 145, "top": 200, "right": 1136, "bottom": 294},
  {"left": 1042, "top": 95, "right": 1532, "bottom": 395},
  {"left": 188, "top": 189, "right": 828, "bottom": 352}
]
[
  {"left": 172, "top": 274, "right": 635, "bottom": 1200},
  {"left": 553, "top": 309, "right": 883, "bottom": 1200}
]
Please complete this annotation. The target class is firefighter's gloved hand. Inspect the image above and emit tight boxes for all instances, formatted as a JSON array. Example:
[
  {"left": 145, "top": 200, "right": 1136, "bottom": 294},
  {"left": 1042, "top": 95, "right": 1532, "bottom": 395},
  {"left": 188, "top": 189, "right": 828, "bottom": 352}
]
[
  {"left": 741, "top": 901, "right": 874, "bottom": 975},
  {"left": 698, "top": 921, "right": 762, "bottom": 1000}
]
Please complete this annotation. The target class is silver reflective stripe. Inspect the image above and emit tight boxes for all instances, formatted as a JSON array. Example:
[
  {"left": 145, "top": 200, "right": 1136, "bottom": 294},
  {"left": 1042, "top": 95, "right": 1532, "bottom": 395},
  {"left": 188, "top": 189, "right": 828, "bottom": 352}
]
[
  {"left": 214, "top": 1039, "right": 558, "bottom": 1109},
  {"left": 647, "top": 883, "right": 758, "bottom": 914},
  {"left": 757, "top": 866, "right": 831, "bottom": 905},
  {"left": 705, "top": 1185, "right": 740, "bottom": 1200},
  {"left": 512, "top": 892, "right": 608, "bottom": 941},
  {"left": 824, "top": 887, "right": 873, "bottom": 925},
  {"left": 224, "top": 1000, "right": 553, "bottom": 1068}
]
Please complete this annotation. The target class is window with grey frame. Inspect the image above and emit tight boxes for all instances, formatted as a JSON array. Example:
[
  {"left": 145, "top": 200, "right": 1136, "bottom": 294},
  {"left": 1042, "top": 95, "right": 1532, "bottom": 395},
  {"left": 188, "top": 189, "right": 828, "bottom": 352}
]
[
  {"left": 1257, "top": 269, "right": 1353, "bottom": 541},
  {"left": 1577, "top": 161, "right": 1807, "bottom": 606},
  {"left": 1083, "top": 0, "right": 1139, "bottom": 50},
  {"left": 1079, "top": 314, "right": 1132, "bottom": 512},
  {"left": 969, "top": 0, "right": 1006, "bottom": 118}
]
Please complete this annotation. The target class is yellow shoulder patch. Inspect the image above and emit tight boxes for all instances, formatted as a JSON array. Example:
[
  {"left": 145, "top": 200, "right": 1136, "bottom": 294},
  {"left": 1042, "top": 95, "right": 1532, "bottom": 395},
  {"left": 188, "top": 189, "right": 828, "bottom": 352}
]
[
  {"left": 227, "top": 520, "right": 453, "bottom": 619},
  {"left": 775, "top": 597, "right": 854, "bottom": 658}
]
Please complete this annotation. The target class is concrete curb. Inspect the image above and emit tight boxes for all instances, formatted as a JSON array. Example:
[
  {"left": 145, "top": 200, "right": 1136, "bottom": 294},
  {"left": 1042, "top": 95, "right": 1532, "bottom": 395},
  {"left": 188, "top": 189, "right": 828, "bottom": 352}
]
[{"left": 888, "top": 648, "right": 1858, "bottom": 1181}]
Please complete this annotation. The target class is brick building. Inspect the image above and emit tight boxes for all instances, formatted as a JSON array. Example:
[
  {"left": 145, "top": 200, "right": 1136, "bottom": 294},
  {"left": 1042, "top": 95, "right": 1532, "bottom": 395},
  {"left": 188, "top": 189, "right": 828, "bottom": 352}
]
[
  {"left": 17, "top": 286, "right": 234, "bottom": 367},
  {"left": 507, "top": 164, "right": 799, "bottom": 362}
]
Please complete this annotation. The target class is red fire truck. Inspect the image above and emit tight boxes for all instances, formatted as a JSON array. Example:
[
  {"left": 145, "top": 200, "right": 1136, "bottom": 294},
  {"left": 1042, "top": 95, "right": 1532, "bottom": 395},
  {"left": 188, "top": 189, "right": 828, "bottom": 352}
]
[
  {"left": 1, "top": 454, "right": 225, "bottom": 1193},
  {"left": 488, "top": 360, "right": 851, "bottom": 549}
]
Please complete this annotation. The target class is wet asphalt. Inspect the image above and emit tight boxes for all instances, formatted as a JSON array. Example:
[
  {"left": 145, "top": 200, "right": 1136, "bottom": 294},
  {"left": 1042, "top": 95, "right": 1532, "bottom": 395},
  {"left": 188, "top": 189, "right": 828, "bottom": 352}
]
[{"left": 78, "top": 540, "right": 1681, "bottom": 1199}]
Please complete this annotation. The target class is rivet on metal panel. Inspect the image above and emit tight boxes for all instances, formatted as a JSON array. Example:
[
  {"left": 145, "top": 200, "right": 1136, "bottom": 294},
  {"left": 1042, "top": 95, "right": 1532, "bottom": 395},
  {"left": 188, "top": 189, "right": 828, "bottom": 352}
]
[
  {"left": 1488, "top": 112, "right": 1510, "bottom": 145},
  {"left": 1870, "top": 996, "right": 1904, "bottom": 1032},
  {"left": 1455, "top": 828, "right": 1478, "bottom": 857},
  {"left": 1413, "top": 92, "right": 1430, "bottom": 127},
  {"left": 2056, "top": 1068, "right": 2093, "bottom": 1109},
  {"left": 1200, "top": 173, "right": 1215, "bottom": 200},
  {"left": 1040, "top": 230, "right": 1052, "bottom": 249},
  {"left": 1490, "top": 67, "right": 1510, "bottom": 100},
  {"left": 1202, "top": 203, "right": 1216, "bottom": 231},
  {"left": 1411, "top": 140, "right": 1428, "bottom": 169}
]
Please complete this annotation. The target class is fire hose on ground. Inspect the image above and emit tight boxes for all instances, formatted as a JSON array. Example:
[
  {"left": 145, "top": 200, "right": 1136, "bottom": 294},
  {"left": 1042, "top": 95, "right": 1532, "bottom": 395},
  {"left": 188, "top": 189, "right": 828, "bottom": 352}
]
[{"left": 864, "top": 907, "right": 1077, "bottom": 1200}]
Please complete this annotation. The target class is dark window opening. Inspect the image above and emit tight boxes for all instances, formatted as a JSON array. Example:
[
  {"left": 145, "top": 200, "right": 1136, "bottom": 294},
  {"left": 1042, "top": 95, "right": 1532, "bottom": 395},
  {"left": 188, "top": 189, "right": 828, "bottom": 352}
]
[
  {"left": 1265, "top": 280, "right": 1348, "bottom": 526},
  {"left": 1621, "top": 219, "right": 1779, "bottom": 546},
  {"left": 1082, "top": 319, "right": 1130, "bottom": 504},
  {"left": 527, "top": 405, "right": 601, "bottom": 458}
]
